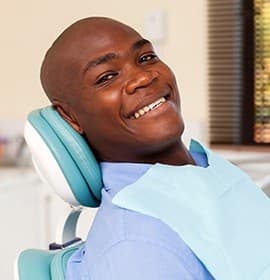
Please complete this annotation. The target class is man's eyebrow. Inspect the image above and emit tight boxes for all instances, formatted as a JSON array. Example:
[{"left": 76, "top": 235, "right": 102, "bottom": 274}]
[
  {"left": 83, "top": 53, "right": 118, "bottom": 74},
  {"left": 83, "top": 39, "right": 151, "bottom": 74},
  {"left": 131, "top": 38, "right": 151, "bottom": 52}
]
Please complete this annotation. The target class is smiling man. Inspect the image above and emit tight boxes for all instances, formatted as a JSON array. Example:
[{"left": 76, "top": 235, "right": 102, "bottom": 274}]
[{"left": 40, "top": 17, "right": 213, "bottom": 279}]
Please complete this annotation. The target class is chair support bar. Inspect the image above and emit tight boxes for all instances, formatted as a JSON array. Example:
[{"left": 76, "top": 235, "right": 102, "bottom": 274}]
[{"left": 50, "top": 206, "right": 83, "bottom": 250}]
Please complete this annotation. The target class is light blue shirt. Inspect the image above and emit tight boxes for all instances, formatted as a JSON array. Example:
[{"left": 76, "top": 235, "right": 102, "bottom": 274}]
[{"left": 66, "top": 151, "right": 214, "bottom": 280}]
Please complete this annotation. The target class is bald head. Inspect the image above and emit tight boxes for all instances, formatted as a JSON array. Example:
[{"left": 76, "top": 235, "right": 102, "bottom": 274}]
[{"left": 40, "top": 17, "right": 139, "bottom": 105}]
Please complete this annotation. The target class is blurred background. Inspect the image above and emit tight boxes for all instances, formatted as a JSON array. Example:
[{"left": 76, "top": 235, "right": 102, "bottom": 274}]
[{"left": 1, "top": 0, "right": 270, "bottom": 279}]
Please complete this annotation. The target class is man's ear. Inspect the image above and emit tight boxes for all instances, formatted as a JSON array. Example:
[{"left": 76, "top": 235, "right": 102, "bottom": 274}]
[{"left": 53, "top": 103, "right": 84, "bottom": 135}]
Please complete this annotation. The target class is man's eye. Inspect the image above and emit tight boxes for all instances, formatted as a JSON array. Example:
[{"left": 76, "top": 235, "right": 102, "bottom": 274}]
[
  {"left": 139, "top": 53, "right": 158, "bottom": 63},
  {"left": 96, "top": 73, "right": 117, "bottom": 84}
]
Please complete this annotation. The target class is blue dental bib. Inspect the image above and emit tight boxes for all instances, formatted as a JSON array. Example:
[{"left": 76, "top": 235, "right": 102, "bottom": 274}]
[{"left": 112, "top": 140, "right": 270, "bottom": 280}]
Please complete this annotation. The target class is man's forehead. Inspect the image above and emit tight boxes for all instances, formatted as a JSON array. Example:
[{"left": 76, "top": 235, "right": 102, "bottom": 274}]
[
  {"left": 60, "top": 20, "right": 148, "bottom": 71},
  {"left": 55, "top": 18, "right": 143, "bottom": 62}
]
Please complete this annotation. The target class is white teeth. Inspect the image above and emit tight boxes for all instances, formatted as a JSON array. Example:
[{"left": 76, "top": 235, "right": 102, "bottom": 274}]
[
  {"left": 131, "top": 96, "right": 167, "bottom": 119},
  {"left": 143, "top": 106, "right": 150, "bottom": 113},
  {"left": 148, "top": 97, "right": 166, "bottom": 110},
  {"left": 139, "top": 109, "right": 145, "bottom": 116},
  {"left": 134, "top": 112, "right": 140, "bottom": 119}
]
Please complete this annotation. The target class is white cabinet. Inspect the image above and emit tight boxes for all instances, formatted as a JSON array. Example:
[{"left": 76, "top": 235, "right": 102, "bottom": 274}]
[
  {"left": 0, "top": 167, "right": 96, "bottom": 280},
  {"left": 0, "top": 168, "right": 45, "bottom": 279}
]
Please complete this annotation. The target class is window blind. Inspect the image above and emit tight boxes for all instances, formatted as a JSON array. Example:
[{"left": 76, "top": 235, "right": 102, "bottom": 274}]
[
  {"left": 208, "top": 0, "right": 244, "bottom": 144},
  {"left": 209, "top": 0, "right": 270, "bottom": 145}
]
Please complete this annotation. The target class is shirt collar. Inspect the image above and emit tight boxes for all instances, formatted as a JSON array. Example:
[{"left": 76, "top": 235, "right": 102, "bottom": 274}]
[
  {"left": 100, "top": 162, "right": 152, "bottom": 194},
  {"left": 100, "top": 139, "right": 208, "bottom": 195}
]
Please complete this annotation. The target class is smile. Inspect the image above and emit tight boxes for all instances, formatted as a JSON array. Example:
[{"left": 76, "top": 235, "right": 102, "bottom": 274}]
[{"left": 130, "top": 96, "right": 168, "bottom": 119}]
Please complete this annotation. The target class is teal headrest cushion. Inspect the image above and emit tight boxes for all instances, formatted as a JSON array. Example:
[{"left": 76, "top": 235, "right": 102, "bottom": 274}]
[{"left": 26, "top": 106, "right": 102, "bottom": 207}]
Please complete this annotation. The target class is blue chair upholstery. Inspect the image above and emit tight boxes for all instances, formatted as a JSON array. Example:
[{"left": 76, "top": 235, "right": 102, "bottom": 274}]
[
  {"left": 17, "top": 106, "right": 102, "bottom": 279},
  {"left": 26, "top": 107, "right": 103, "bottom": 207},
  {"left": 17, "top": 244, "right": 81, "bottom": 280}
]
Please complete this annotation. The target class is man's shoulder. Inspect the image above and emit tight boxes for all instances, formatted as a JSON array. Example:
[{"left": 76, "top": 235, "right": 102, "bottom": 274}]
[
  {"left": 82, "top": 201, "right": 209, "bottom": 280},
  {"left": 85, "top": 191, "right": 188, "bottom": 259},
  {"left": 67, "top": 191, "right": 212, "bottom": 280}
]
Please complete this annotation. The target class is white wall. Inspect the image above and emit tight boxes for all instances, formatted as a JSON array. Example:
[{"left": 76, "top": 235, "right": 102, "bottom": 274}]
[{"left": 0, "top": 0, "right": 207, "bottom": 138}]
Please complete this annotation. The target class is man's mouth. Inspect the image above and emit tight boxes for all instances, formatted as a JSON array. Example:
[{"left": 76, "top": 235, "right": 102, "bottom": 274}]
[{"left": 130, "top": 95, "right": 169, "bottom": 120}]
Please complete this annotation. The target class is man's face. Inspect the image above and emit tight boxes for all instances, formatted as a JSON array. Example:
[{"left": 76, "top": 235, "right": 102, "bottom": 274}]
[{"left": 62, "top": 20, "right": 184, "bottom": 162}]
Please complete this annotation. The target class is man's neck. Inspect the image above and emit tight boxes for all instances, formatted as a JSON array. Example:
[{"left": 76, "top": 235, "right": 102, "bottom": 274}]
[
  {"left": 99, "top": 139, "right": 195, "bottom": 166},
  {"left": 137, "top": 141, "right": 195, "bottom": 166}
]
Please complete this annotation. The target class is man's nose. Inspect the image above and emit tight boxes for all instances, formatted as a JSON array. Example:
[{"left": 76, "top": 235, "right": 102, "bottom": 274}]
[{"left": 125, "top": 70, "right": 158, "bottom": 94}]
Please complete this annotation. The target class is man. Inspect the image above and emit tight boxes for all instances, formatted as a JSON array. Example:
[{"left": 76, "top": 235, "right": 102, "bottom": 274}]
[{"left": 41, "top": 17, "right": 213, "bottom": 279}]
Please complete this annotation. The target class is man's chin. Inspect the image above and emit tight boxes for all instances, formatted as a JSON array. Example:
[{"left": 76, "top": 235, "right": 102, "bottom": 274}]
[{"left": 134, "top": 123, "right": 184, "bottom": 149}]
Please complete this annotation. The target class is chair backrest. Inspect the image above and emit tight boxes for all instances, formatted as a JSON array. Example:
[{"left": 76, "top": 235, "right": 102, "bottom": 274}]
[
  {"left": 24, "top": 106, "right": 103, "bottom": 207},
  {"left": 16, "top": 106, "right": 103, "bottom": 279}
]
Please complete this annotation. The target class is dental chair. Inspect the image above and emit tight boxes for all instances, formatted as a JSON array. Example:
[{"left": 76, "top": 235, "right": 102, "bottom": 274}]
[{"left": 15, "top": 106, "right": 103, "bottom": 280}]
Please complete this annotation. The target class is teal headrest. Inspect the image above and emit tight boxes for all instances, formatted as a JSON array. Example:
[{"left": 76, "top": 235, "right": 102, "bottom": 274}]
[{"left": 25, "top": 106, "right": 102, "bottom": 207}]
